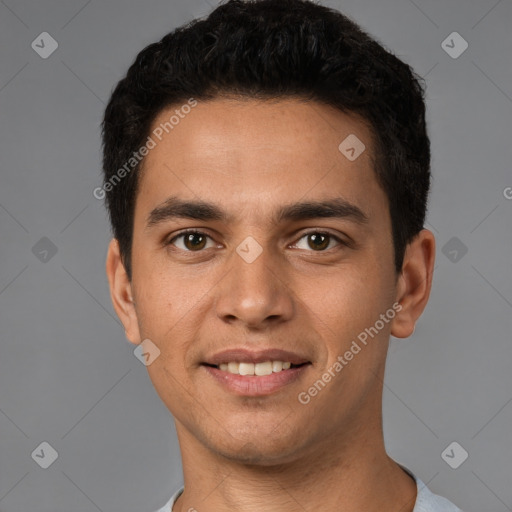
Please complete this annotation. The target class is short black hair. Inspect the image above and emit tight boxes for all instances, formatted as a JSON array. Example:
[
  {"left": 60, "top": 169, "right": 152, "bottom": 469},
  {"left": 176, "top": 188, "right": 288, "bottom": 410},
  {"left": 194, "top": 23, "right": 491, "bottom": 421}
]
[{"left": 101, "top": 0, "right": 431, "bottom": 280}]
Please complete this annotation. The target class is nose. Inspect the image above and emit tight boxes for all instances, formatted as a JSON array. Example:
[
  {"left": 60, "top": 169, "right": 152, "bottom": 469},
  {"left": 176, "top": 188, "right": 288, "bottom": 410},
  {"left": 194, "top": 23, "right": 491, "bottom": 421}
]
[{"left": 214, "top": 242, "right": 294, "bottom": 329}]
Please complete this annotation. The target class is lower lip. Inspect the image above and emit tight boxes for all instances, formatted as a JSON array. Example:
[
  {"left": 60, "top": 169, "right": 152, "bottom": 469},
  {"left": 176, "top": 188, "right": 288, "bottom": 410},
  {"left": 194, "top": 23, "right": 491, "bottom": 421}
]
[{"left": 201, "top": 364, "right": 311, "bottom": 396}]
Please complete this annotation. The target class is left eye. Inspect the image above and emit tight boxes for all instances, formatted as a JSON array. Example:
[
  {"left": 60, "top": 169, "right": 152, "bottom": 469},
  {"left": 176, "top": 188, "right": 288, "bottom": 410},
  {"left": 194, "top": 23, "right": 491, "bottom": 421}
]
[
  {"left": 293, "top": 232, "right": 342, "bottom": 251},
  {"left": 168, "top": 230, "right": 343, "bottom": 252}
]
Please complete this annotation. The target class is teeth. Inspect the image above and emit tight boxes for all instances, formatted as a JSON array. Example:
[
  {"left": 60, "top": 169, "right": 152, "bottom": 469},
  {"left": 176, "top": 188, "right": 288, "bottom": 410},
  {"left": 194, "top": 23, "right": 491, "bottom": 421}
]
[
  {"left": 217, "top": 360, "right": 295, "bottom": 376},
  {"left": 227, "top": 362, "right": 238, "bottom": 374}
]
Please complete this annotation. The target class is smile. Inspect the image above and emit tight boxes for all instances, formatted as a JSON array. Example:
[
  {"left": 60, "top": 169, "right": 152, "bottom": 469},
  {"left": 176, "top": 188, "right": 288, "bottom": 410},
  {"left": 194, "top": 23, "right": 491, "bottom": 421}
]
[{"left": 201, "top": 362, "right": 312, "bottom": 396}]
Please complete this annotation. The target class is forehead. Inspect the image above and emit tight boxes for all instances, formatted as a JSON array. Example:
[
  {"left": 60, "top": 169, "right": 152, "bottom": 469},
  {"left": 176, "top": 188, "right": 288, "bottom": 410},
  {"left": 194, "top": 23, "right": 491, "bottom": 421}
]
[{"left": 136, "top": 98, "right": 385, "bottom": 223}]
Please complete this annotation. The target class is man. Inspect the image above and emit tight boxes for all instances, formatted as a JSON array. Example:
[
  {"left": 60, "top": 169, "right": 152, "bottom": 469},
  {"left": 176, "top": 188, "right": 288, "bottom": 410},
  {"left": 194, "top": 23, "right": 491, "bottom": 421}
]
[{"left": 102, "top": 0, "right": 462, "bottom": 510}]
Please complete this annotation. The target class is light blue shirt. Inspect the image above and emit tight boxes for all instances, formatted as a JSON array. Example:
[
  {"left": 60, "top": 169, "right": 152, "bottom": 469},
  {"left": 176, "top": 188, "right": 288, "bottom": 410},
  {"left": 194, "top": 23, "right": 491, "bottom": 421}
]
[{"left": 154, "top": 469, "right": 462, "bottom": 511}]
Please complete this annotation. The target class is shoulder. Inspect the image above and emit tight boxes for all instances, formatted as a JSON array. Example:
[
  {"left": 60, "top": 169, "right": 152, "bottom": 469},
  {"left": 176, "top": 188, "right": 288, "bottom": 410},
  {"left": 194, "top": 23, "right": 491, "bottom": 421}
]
[
  {"left": 413, "top": 477, "right": 463, "bottom": 512},
  {"left": 152, "top": 486, "right": 184, "bottom": 512}
]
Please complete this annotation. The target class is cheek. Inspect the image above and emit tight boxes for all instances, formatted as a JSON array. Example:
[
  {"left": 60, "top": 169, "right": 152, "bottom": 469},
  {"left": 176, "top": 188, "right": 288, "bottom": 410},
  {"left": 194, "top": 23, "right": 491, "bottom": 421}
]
[
  {"left": 307, "top": 264, "right": 393, "bottom": 346},
  {"left": 132, "top": 254, "right": 210, "bottom": 342}
]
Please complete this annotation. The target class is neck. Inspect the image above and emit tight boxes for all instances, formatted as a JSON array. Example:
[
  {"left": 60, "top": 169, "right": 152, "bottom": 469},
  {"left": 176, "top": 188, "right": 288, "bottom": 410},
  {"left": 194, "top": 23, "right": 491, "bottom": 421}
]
[{"left": 172, "top": 413, "right": 417, "bottom": 512}]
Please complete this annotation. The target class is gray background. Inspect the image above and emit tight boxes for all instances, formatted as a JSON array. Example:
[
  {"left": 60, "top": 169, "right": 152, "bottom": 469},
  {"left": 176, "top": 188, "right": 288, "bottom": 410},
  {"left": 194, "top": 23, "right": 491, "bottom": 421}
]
[{"left": 0, "top": 0, "right": 511, "bottom": 510}]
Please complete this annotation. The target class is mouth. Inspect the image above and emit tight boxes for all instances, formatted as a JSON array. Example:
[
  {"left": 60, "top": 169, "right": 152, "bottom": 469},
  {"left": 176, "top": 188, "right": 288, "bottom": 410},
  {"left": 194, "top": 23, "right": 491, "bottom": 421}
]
[
  {"left": 200, "top": 361, "right": 312, "bottom": 396},
  {"left": 201, "top": 361, "right": 310, "bottom": 376}
]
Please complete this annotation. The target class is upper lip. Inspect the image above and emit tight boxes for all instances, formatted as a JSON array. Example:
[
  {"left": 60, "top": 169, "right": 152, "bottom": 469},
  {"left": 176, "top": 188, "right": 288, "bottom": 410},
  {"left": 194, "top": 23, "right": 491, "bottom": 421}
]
[{"left": 202, "top": 348, "right": 311, "bottom": 366}]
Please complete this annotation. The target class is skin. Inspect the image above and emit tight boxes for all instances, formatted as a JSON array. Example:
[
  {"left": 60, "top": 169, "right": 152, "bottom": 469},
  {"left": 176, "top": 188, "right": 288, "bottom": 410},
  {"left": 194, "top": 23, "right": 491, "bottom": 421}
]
[{"left": 106, "top": 98, "right": 435, "bottom": 512}]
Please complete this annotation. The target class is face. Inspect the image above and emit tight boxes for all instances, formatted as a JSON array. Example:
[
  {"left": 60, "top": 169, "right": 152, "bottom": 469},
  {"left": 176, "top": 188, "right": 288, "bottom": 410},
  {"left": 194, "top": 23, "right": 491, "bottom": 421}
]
[{"left": 107, "top": 98, "right": 429, "bottom": 465}]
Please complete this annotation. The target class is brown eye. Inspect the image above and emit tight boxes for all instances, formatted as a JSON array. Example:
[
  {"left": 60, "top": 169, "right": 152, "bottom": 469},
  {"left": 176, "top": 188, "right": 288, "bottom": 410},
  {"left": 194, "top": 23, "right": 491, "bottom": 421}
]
[
  {"left": 307, "top": 233, "right": 330, "bottom": 251},
  {"left": 294, "top": 231, "right": 343, "bottom": 252},
  {"left": 183, "top": 233, "right": 207, "bottom": 250},
  {"left": 169, "top": 231, "right": 213, "bottom": 251}
]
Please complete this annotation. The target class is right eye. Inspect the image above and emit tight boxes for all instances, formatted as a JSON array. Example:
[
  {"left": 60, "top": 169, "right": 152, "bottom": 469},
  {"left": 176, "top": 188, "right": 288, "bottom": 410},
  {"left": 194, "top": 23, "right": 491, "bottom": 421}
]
[{"left": 167, "top": 230, "right": 217, "bottom": 252}]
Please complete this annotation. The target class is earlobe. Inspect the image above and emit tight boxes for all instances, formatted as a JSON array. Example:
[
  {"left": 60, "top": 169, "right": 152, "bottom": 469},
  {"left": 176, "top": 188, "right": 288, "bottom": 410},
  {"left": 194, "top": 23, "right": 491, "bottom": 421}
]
[
  {"left": 105, "top": 238, "right": 141, "bottom": 345},
  {"left": 391, "top": 229, "right": 435, "bottom": 339}
]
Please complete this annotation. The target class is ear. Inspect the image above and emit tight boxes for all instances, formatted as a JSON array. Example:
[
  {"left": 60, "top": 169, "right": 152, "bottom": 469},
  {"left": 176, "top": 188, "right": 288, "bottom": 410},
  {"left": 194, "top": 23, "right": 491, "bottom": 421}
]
[
  {"left": 105, "top": 238, "right": 141, "bottom": 345},
  {"left": 391, "top": 229, "right": 436, "bottom": 338}
]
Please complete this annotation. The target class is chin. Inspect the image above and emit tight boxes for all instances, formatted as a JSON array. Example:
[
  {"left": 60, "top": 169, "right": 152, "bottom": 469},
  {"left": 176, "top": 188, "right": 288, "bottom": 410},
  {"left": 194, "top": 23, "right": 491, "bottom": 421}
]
[{"left": 210, "top": 428, "right": 307, "bottom": 466}]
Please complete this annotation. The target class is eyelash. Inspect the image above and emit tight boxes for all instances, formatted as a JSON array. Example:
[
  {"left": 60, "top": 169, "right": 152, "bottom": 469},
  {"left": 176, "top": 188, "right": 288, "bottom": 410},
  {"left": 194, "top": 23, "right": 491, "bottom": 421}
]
[{"left": 167, "top": 229, "right": 347, "bottom": 252}]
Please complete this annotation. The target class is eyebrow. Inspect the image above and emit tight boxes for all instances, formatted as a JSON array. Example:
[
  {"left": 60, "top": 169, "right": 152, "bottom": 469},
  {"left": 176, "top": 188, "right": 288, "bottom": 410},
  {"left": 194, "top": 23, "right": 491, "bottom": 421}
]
[{"left": 145, "top": 195, "right": 369, "bottom": 229}]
